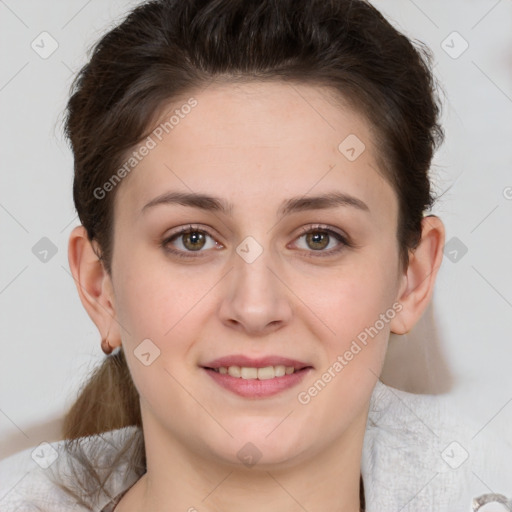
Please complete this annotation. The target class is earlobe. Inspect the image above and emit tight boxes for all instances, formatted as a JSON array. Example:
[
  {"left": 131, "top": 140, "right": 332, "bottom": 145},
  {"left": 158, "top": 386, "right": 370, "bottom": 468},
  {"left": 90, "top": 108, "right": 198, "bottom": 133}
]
[
  {"left": 67, "top": 225, "right": 121, "bottom": 351},
  {"left": 390, "top": 215, "right": 445, "bottom": 335}
]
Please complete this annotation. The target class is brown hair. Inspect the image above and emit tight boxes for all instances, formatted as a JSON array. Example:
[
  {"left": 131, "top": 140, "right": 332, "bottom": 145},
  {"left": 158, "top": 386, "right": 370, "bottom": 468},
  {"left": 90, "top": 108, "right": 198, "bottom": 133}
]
[{"left": 55, "top": 0, "right": 445, "bottom": 507}]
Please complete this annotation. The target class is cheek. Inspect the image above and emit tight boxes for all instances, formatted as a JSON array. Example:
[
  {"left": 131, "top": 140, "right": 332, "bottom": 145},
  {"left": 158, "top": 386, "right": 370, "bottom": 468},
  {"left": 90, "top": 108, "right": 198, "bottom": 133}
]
[
  {"left": 112, "top": 253, "right": 205, "bottom": 410},
  {"left": 112, "top": 245, "right": 201, "bottom": 340},
  {"left": 312, "top": 253, "right": 399, "bottom": 365},
  {"left": 325, "top": 260, "right": 397, "bottom": 327}
]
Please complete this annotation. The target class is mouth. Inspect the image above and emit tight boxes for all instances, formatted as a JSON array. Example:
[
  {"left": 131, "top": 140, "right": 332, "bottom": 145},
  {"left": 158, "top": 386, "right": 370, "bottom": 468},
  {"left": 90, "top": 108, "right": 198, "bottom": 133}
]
[
  {"left": 204, "top": 364, "right": 309, "bottom": 379},
  {"left": 200, "top": 355, "right": 313, "bottom": 398}
]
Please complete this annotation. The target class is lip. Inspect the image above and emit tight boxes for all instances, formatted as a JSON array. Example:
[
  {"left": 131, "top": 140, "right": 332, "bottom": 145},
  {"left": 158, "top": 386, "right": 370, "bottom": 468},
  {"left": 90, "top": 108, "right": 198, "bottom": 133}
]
[
  {"left": 200, "top": 354, "right": 313, "bottom": 399},
  {"left": 202, "top": 354, "right": 312, "bottom": 370},
  {"left": 203, "top": 366, "right": 313, "bottom": 399}
]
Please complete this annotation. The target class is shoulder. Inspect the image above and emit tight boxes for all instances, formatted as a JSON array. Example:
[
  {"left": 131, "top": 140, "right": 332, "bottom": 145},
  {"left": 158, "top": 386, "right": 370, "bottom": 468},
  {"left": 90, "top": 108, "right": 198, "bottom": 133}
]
[
  {"left": 362, "top": 380, "right": 512, "bottom": 511},
  {"left": 0, "top": 425, "right": 142, "bottom": 512}
]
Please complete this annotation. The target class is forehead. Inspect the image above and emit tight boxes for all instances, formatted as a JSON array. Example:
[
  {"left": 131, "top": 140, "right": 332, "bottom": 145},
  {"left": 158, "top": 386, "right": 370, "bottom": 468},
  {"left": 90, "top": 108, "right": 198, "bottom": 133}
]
[{"left": 114, "top": 81, "right": 397, "bottom": 225}]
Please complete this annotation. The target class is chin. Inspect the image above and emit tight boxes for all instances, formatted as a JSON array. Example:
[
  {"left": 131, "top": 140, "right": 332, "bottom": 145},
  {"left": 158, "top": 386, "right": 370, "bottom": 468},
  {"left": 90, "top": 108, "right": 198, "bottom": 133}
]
[{"left": 210, "top": 428, "right": 310, "bottom": 470}]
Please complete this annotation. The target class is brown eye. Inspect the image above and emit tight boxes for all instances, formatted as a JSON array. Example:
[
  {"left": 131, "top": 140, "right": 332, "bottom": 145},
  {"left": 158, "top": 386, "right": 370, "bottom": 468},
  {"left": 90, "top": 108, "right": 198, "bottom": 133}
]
[
  {"left": 181, "top": 230, "right": 207, "bottom": 251},
  {"left": 304, "top": 231, "right": 330, "bottom": 251},
  {"left": 294, "top": 225, "right": 350, "bottom": 257},
  {"left": 162, "top": 225, "right": 220, "bottom": 258}
]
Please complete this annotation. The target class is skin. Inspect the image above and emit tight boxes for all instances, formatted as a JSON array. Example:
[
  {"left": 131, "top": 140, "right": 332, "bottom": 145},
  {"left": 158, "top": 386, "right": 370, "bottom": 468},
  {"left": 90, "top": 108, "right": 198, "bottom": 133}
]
[{"left": 68, "top": 81, "right": 445, "bottom": 512}]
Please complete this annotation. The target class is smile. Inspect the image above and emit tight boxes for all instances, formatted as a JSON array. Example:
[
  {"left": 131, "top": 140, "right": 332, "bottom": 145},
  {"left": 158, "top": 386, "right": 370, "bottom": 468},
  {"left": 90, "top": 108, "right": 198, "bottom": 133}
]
[
  {"left": 202, "top": 365, "right": 313, "bottom": 398},
  {"left": 212, "top": 365, "right": 297, "bottom": 380}
]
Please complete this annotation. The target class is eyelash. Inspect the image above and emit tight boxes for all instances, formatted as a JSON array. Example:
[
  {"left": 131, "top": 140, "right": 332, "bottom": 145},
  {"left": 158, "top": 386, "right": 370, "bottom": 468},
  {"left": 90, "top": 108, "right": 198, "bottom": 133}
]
[{"left": 161, "top": 223, "right": 351, "bottom": 259}]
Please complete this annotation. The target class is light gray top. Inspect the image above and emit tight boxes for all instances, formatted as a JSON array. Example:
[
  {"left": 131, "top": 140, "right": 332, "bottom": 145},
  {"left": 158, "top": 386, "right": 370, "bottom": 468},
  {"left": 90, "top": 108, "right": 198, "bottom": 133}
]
[{"left": 1, "top": 380, "right": 510, "bottom": 511}]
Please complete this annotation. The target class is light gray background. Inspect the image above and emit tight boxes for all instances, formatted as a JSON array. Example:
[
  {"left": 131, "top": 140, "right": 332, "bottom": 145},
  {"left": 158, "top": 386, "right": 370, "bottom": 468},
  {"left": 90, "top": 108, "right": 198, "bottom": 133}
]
[{"left": 1, "top": 0, "right": 511, "bottom": 464}]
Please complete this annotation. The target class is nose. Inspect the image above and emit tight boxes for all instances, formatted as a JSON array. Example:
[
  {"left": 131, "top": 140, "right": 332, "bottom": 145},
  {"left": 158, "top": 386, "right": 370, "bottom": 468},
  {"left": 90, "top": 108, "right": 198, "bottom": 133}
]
[{"left": 217, "top": 242, "right": 293, "bottom": 336}]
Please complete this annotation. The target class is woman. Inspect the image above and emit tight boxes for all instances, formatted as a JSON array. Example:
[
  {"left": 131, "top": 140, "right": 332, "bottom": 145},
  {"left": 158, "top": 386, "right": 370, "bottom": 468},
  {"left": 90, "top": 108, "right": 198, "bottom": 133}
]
[{"left": 0, "top": 0, "right": 509, "bottom": 510}]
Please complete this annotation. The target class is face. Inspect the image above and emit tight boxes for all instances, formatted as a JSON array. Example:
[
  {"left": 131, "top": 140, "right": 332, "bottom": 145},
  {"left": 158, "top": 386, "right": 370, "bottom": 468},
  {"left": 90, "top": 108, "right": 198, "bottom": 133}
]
[{"left": 108, "top": 81, "right": 403, "bottom": 468}]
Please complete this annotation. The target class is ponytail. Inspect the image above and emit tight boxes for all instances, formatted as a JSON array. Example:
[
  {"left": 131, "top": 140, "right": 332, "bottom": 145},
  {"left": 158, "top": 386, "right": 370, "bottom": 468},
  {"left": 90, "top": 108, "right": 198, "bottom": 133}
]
[{"left": 61, "top": 348, "right": 141, "bottom": 440}]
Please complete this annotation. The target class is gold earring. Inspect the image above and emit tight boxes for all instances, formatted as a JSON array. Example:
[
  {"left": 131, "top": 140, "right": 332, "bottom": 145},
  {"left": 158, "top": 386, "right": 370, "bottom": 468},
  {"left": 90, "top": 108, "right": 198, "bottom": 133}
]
[{"left": 101, "top": 332, "right": 114, "bottom": 355}]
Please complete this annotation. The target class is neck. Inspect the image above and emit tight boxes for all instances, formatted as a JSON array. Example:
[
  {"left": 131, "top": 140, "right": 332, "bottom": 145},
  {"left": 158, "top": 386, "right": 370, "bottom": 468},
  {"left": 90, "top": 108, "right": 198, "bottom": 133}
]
[{"left": 115, "top": 410, "right": 368, "bottom": 512}]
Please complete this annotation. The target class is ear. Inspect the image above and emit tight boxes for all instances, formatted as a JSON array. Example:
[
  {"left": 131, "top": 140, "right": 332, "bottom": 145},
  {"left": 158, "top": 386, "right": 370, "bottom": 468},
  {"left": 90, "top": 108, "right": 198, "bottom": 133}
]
[
  {"left": 390, "top": 215, "right": 445, "bottom": 335},
  {"left": 67, "top": 225, "right": 122, "bottom": 350}
]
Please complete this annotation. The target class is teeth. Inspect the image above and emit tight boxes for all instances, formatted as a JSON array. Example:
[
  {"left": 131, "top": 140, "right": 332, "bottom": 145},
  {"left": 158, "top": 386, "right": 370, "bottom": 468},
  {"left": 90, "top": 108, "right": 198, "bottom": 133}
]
[
  {"left": 216, "top": 365, "right": 297, "bottom": 379},
  {"left": 227, "top": 366, "right": 241, "bottom": 378}
]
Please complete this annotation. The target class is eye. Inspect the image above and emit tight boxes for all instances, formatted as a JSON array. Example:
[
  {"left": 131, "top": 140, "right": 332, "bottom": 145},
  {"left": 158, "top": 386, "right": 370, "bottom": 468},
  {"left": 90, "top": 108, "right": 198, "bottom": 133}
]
[
  {"left": 161, "top": 224, "right": 221, "bottom": 258},
  {"left": 161, "top": 223, "right": 351, "bottom": 259},
  {"left": 292, "top": 224, "right": 350, "bottom": 257}
]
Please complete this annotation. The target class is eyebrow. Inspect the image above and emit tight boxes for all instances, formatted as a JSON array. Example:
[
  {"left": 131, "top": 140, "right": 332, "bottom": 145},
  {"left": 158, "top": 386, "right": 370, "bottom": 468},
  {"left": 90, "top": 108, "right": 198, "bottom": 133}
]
[{"left": 140, "top": 190, "right": 370, "bottom": 218}]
